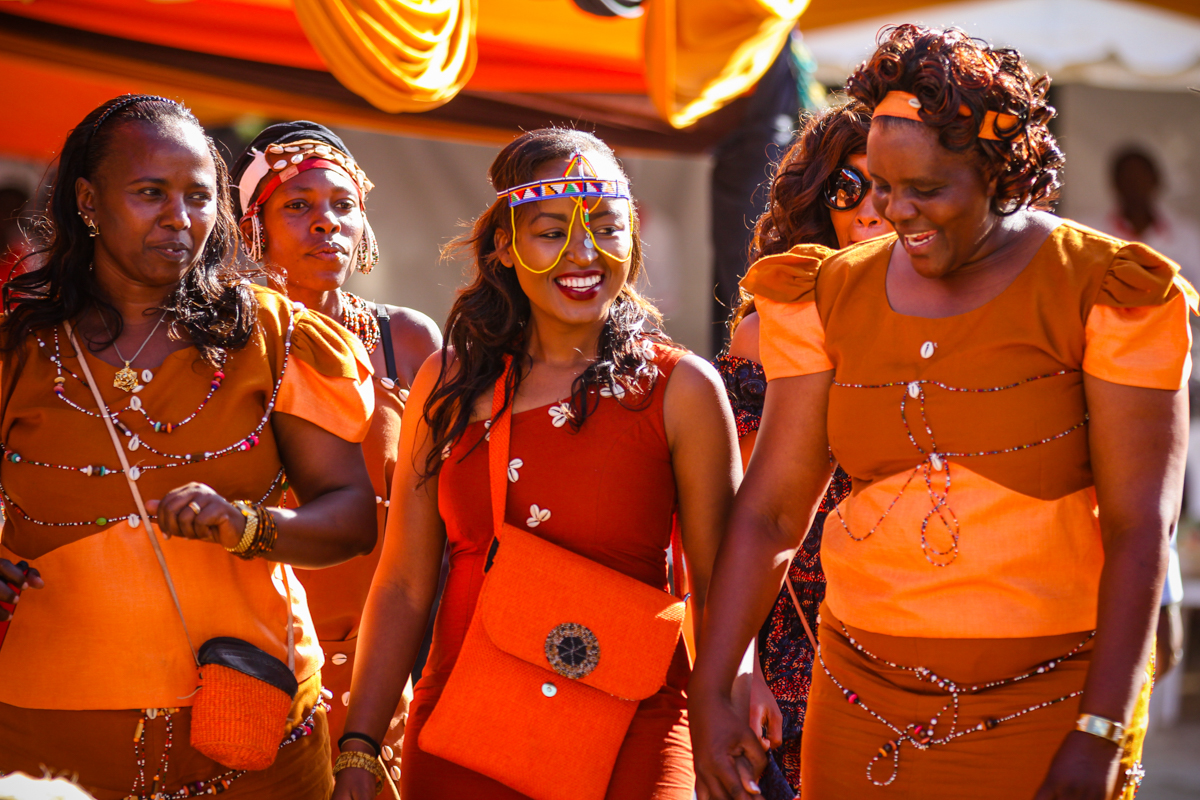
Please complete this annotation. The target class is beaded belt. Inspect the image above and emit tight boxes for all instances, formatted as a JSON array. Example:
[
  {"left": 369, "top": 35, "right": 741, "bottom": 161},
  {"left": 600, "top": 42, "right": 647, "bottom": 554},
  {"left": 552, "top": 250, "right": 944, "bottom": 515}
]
[{"left": 817, "top": 619, "right": 1093, "bottom": 786}]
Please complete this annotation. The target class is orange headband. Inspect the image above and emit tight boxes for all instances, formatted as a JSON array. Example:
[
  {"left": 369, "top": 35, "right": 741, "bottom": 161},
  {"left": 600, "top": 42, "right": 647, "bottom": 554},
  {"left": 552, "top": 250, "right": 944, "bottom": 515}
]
[{"left": 874, "top": 91, "right": 1018, "bottom": 141}]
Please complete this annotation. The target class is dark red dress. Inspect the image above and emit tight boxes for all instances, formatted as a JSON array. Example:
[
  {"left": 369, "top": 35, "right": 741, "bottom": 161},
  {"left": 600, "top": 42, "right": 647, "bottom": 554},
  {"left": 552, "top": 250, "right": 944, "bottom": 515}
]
[{"left": 401, "top": 348, "right": 694, "bottom": 800}]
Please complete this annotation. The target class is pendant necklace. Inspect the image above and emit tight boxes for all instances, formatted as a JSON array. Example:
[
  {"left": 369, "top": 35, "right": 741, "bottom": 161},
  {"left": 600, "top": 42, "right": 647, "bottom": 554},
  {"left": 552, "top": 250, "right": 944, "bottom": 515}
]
[{"left": 101, "top": 310, "right": 168, "bottom": 392}]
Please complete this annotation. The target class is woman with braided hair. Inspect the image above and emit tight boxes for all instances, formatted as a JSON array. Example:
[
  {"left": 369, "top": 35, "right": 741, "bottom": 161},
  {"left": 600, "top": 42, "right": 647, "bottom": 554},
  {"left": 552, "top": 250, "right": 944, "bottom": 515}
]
[{"left": 692, "top": 26, "right": 1191, "bottom": 800}]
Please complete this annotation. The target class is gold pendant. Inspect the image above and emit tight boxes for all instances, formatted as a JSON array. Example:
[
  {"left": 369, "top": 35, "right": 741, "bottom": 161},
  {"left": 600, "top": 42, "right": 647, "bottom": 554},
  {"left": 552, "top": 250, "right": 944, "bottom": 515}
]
[{"left": 113, "top": 363, "right": 139, "bottom": 393}]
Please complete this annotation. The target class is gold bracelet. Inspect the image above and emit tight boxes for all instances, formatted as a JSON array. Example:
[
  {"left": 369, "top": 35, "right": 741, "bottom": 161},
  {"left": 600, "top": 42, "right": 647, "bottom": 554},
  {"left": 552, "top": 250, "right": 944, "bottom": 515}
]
[
  {"left": 333, "top": 750, "right": 385, "bottom": 795},
  {"left": 226, "top": 501, "right": 259, "bottom": 555},
  {"left": 1075, "top": 713, "right": 1126, "bottom": 744}
]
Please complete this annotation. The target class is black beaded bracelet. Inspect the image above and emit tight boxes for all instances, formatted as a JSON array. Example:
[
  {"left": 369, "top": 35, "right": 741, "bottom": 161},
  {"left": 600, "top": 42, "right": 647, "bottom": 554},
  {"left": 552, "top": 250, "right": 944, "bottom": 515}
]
[{"left": 338, "top": 731, "right": 382, "bottom": 758}]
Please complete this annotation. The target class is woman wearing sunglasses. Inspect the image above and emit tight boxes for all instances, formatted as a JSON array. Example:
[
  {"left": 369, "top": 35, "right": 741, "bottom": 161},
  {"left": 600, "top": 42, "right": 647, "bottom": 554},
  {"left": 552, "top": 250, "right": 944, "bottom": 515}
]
[{"left": 713, "top": 99, "right": 890, "bottom": 799}]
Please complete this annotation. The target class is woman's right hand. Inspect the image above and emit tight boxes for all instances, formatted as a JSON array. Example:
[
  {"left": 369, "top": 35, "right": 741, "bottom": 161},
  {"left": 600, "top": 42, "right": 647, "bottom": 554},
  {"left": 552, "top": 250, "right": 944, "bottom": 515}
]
[
  {"left": 0, "top": 559, "right": 44, "bottom": 622},
  {"left": 691, "top": 686, "right": 768, "bottom": 800},
  {"left": 331, "top": 755, "right": 381, "bottom": 800}
]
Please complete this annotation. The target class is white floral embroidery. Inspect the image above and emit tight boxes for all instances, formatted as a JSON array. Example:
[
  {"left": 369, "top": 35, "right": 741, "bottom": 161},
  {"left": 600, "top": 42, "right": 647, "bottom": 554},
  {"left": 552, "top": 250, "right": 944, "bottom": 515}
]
[
  {"left": 599, "top": 381, "right": 627, "bottom": 400},
  {"left": 548, "top": 402, "right": 573, "bottom": 428},
  {"left": 508, "top": 457, "right": 523, "bottom": 482},
  {"left": 526, "top": 504, "right": 551, "bottom": 528}
]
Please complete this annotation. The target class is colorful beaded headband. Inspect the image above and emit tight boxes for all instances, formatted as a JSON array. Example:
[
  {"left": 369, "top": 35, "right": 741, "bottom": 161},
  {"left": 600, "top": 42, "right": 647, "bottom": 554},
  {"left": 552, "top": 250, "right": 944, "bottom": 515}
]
[
  {"left": 500, "top": 152, "right": 633, "bottom": 275},
  {"left": 874, "top": 91, "right": 1019, "bottom": 142},
  {"left": 238, "top": 138, "right": 379, "bottom": 273}
]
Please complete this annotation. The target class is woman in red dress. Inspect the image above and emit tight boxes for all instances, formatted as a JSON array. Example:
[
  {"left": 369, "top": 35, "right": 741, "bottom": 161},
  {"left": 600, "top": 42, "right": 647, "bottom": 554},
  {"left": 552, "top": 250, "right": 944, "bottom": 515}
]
[{"left": 331, "top": 128, "right": 740, "bottom": 800}]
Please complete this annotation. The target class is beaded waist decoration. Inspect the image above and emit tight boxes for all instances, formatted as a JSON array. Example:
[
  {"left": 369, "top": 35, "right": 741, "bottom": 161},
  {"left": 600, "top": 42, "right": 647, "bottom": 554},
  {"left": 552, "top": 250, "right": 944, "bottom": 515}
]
[
  {"left": 830, "top": 370, "right": 1086, "bottom": 567},
  {"left": 0, "top": 304, "right": 302, "bottom": 530},
  {"left": 817, "top": 617, "right": 1093, "bottom": 787},
  {"left": 124, "top": 696, "right": 327, "bottom": 799}
]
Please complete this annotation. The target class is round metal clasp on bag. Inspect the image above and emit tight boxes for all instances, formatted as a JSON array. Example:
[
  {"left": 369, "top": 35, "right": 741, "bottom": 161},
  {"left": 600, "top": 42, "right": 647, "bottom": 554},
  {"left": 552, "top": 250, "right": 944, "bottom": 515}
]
[{"left": 544, "top": 622, "right": 600, "bottom": 679}]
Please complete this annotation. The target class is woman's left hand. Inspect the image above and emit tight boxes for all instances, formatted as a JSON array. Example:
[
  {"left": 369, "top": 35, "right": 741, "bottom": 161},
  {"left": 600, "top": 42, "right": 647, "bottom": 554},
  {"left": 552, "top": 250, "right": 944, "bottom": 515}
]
[
  {"left": 146, "top": 482, "right": 245, "bottom": 549},
  {"left": 1033, "top": 731, "right": 1121, "bottom": 800}
]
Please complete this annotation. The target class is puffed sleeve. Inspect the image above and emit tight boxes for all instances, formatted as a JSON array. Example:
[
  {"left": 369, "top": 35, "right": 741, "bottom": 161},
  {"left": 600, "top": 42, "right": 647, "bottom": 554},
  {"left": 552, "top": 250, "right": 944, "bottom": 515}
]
[
  {"left": 1083, "top": 242, "right": 1199, "bottom": 390},
  {"left": 275, "top": 303, "right": 375, "bottom": 442},
  {"left": 739, "top": 244, "right": 836, "bottom": 381}
]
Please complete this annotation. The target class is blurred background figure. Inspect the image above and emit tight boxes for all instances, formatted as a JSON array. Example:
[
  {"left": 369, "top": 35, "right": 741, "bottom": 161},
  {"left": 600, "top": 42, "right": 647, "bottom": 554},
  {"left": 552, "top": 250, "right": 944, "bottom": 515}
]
[{"left": 0, "top": 773, "right": 96, "bottom": 800}]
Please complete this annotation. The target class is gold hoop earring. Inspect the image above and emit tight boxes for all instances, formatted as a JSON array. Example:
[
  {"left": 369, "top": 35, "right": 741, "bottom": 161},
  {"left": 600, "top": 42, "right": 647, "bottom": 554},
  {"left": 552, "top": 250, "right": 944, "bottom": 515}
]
[{"left": 79, "top": 212, "right": 99, "bottom": 238}]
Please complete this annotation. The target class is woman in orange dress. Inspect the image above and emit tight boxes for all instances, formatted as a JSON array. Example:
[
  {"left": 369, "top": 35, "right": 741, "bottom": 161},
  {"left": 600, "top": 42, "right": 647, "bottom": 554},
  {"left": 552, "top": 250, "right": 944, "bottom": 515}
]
[
  {"left": 230, "top": 121, "right": 441, "bottom": 792},
  {"left": 331, "top": 129, "right": 740, "bottom": 800},
  {"left": 716, "top": 99, "right": 891, "bottom": 799},
  {"left": 0, "top": 96, "right": 377, "bottom": 799},
  {"left": 691, "top": 27, "right": 1190, "bottom": 800}
]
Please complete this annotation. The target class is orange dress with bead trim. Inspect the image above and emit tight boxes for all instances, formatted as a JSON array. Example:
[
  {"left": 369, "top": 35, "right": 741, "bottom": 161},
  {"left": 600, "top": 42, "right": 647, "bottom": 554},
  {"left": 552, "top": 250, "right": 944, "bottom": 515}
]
[
  {"left": 742, "top": 221, "right": 1193, "bottom": 798},
  {"left": 401, "top": 346, "right": 695, "bottom": 800},
  {"left": 0, "top": 286, "right": 373, "bottom": 799}
]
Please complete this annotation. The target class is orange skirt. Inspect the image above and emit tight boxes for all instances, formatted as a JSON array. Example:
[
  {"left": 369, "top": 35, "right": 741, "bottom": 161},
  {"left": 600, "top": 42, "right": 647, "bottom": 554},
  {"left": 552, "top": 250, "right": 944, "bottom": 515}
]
[
  {"left": 800, "top": 604, "right": 1149, "bottom": 799},
  {"left": 0, "top": 692, "right": 332, "bottom": 800}
]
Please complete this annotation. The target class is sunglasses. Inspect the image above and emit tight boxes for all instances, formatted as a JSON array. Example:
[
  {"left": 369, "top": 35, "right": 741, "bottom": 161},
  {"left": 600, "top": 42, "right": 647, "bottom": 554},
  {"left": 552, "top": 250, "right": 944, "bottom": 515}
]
[{"left": 822, "top": 165, "right": 872, "bottom": 211}]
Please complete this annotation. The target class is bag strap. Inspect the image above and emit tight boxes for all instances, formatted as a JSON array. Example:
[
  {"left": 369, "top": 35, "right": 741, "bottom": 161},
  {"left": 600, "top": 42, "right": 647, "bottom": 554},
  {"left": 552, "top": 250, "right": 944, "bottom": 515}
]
[
  {"left": 64, "top": 320, "right": 200, "bottom": 668},
  {"left": 783, "top": 574, "right": 819, "bottom": 654},
  {"left": 374, "top": 303, "right": 398, "bottom": 383},
  {"left": 487, "top": 357, "right": 513, "bottom": 538}
]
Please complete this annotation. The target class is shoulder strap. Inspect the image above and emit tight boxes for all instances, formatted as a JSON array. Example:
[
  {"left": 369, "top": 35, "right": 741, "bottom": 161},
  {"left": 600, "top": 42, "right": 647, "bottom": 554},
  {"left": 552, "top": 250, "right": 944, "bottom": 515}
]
[
  {"left": 64, "top": 320, "right": 200, "bottom": 668},
  {"left": 784, "top": 574, "right": 819, "bottom": 654},
  {"left": 487, "top": 357, "right": 513, "bottom": 539},
  {"left": 374, "top": 303, "right": 398, "bottom": 383}
]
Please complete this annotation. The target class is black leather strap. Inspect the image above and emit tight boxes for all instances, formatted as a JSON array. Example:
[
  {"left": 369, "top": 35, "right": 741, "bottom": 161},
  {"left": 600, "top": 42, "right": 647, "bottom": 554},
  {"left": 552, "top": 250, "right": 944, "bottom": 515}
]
[
  {"left": 338, "top": 730, "right": 383, "bottom": 758},
  {"left": 375, "top": 303, "right": 398, "bottom": 383}
]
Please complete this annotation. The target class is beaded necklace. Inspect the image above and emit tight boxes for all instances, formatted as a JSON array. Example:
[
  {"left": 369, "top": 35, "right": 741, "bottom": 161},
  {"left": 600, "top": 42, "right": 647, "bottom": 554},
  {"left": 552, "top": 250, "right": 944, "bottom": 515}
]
[
  {"left": 339, "top": 290, "right": 379, "bottom": 354},
  {"left": 0, "top": 306, "right": 300, "bottom": 528},
  {"left": 830, "top": 370, "right": 1087, "bottom": 566},
  {"left": 817, "top": 618, "right": 1093, "bottom": 786}
]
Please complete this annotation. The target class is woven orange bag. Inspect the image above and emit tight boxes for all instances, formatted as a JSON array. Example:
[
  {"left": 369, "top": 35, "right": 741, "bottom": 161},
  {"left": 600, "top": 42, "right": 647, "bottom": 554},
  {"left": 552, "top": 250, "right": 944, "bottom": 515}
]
[{"left": 420, "top": 362, "right": 686, "bottom": 800}]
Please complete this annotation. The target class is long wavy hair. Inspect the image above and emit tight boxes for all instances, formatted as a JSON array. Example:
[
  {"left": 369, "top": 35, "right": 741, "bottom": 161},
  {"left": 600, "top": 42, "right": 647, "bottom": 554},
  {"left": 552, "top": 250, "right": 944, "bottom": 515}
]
[
  {"left": 729, "top": 101, "right": 872, "bottom": 337},
  {"left": 423, "top": 128, "right": 669, "bottom": 479},
  {"left": 1, "top": 95, "right": 254, "bottom": 372},
  {"left": 846, "top": 24, "right": 1063, "bottom": 215}
]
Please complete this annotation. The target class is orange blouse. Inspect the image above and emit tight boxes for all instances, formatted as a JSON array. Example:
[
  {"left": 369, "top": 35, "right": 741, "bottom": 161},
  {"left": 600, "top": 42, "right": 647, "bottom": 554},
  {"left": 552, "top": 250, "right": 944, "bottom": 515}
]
[
  {"left": 742, "top": 222, "right": 1197, "bottom": 639},
  {"left": 0, "top": 286, "right": 373, "bottom": 710}
]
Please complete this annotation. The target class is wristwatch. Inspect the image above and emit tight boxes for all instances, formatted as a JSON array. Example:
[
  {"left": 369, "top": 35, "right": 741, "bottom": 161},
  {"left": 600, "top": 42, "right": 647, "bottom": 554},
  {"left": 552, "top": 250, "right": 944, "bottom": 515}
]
[{"left": 1075, "top": 713, "right": 1125, "bottom": 744}]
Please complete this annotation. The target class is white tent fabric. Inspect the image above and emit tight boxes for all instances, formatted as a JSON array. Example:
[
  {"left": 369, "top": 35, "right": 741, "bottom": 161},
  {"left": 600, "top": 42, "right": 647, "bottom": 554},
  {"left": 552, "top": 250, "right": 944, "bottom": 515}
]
[{"left": 802, "top": 0, "right": 1200, "bottom": 90}]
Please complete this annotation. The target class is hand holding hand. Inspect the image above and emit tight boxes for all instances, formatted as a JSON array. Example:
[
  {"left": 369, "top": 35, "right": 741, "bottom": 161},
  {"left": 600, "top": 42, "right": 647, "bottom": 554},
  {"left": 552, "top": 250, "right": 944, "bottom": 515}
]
[
  {"left": 146, "top": 482, "right": 245, "bottom": 550},
  {"left": 731, "top": 668, "right": 783, "bottom": 751},
  {"left": 691, "top": 687, "right": 767, "bottom": 800}
]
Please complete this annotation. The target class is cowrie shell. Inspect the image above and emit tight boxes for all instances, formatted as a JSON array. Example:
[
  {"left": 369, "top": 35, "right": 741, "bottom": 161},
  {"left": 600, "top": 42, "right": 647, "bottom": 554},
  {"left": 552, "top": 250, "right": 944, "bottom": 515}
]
[
  {"left": 272, "top": 159, "right": 288, "bottom": 170},
  {"left": 908, "top": 97, "right": 922, "bottom": 109},
  {"left": 290, "top": 153, "right": 304, "bottom": 165},
  {"left": 129, "top": 395, "right": 143, "bottom": 411},
  {"left": 930, "top": 454, "right": 944, "bottom": 471},
  {"left": 920, "top": 341, "right": 936, "bottom": 359},
  {"left": 141, "top": 369, "right": 153, "bottom": 383},
  {"left": 907, "top": 381, "right": 920, "bottom": 398}
]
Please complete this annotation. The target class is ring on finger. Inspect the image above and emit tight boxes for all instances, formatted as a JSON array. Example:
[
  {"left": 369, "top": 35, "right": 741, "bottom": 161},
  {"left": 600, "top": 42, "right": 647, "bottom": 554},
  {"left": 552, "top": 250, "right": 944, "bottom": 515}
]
[{"left": 188, "top": 501, "right": 202, "bottom": 515}]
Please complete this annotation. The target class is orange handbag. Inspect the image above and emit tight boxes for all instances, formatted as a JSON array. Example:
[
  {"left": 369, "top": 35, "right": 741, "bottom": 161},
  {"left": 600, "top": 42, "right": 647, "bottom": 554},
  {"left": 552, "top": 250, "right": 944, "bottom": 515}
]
[{"left": 419, "top": 361, "right": 687, "bottom": 800}]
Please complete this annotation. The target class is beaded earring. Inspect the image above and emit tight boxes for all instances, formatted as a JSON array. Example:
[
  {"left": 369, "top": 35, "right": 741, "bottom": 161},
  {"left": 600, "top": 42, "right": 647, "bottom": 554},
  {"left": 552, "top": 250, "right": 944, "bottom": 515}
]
[
  {"left": 356, "top": 219, "right": 379, "bottom": 274},
  {"left": 243, "top": 213, "right": 266, "bottom": 262}
]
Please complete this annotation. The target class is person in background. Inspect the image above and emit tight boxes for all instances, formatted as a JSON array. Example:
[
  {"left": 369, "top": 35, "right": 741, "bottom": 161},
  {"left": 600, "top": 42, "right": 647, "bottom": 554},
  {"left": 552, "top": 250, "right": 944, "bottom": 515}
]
[
  {"left": 691, "top": 25, "right": 1191, "bottom": 800},
  {"left": 1086, "top": 146, "right": 1194, "bottom": 686},
  {"left": 0, "top": 95, "right": 377, "bottom": 799},
  {"left": 231, "top": 121, "right": 442, "bottom": 795},
  {"left": 713, "top": 99, "right": 890, "bottom": 799}
]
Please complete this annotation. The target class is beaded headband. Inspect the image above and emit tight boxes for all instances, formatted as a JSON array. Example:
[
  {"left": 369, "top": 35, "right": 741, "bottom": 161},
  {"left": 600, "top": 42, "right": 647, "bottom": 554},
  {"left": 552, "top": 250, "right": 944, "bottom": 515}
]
[
  {"left": 238, "top": 138, "right": 378, "bottom": 273},
  {"left": 88, "top": 95, "right": 179, "bottom": 142},
  {"left": 499, "top": 152, "right": 633, "bottom": 275},
  {"left": 874, "top": 91, "right": 1019, "bottom": 142}
]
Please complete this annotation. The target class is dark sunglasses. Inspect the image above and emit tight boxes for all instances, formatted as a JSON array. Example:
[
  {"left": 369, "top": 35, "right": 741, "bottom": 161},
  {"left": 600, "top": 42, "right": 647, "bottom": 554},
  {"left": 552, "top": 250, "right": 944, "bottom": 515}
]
[{"left": 822, "top": 165, "right": 872, "bottom": 211}]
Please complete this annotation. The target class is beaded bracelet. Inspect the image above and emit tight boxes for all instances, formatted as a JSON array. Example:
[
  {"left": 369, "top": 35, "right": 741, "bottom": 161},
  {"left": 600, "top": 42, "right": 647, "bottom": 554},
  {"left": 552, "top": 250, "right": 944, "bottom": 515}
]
[
  {"left": 227, "top": 501, "right": 259, "bottom": 556},
  {"left": 333, "top": 750, "right": 385, "bottom": 795},
  {"left": 227, "top": 503, "right": 278, "bottom": 560}
]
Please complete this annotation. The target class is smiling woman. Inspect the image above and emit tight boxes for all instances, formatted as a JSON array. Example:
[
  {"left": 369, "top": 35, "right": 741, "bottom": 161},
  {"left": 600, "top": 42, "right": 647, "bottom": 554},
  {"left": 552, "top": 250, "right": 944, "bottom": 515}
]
[
  {"left": 690, "top": 26, "right": 1195, "bottom": 800},
  {"left": 331, "top": 129, "right": 741, "bottom": 800},
  {"left": 0, "top": 96, "right": 378, "bottom": 799}
]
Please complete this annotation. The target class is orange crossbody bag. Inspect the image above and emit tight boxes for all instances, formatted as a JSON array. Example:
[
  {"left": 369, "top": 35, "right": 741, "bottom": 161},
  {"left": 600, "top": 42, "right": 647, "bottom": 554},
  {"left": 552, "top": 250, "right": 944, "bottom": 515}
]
[{"left": 419, "top": 361, "right": 687, "bottom": 800}]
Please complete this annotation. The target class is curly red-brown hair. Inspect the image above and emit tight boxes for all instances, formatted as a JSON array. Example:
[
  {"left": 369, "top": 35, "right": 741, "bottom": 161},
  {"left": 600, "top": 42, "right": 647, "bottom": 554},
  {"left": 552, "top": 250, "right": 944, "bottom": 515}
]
[{"left": 847, "top": 24, "right": 1063, "bottom": 215}]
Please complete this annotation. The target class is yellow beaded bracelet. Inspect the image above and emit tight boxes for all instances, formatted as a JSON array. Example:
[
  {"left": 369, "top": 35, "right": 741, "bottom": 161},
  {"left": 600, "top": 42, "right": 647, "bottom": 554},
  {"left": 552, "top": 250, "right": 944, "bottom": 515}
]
[
  {"left": 333, "top": 750, "right": 386, "bottom": 795},
  {"left": 226, "top": 500, "right": 259, "bottom": 556}
]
